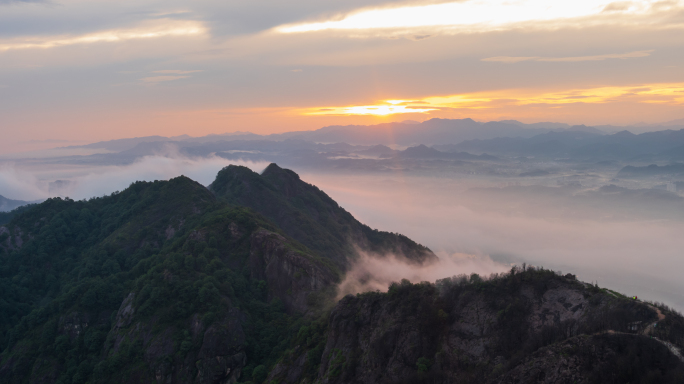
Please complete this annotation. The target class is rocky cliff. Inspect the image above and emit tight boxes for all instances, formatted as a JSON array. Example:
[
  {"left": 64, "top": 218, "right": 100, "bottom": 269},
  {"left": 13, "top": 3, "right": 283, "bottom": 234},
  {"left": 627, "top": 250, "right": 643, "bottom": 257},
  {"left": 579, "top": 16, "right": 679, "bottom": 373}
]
[
  {"left": 269, "top": 268, "right": 684, "bottom": 384},
  {"left": 2, "top": 169, "right": 684, "bottom": 384},
  {"left": 249, "top": 229, "right": 338, "bottom": 314}
]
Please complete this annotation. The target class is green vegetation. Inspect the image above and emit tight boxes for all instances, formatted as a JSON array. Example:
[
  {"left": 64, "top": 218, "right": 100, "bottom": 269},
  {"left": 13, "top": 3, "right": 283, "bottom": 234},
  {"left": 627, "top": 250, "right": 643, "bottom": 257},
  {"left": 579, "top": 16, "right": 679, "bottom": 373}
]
[
  {"left": 0, "top": 174, "right": 336, "bottom": 383},
  {"left": 0, "top": 204, "right": 37, "bottom": 226},
  {"left": 269, "top": 267, "right": 684, "bottom": 384},
  {"left": 210, "top": 164, "right": 434, "bottom": 268},
  {"left": 2, "top": 165, "right": 684, "bottom": 384}
]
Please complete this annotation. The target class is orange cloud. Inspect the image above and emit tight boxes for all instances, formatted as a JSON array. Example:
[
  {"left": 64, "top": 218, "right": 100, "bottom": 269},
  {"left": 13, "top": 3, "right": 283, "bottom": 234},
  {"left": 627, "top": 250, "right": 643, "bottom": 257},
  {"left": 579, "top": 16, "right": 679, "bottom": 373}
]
[
  {"left": 302, "top": 104, "right": 437, "bottom": 116},
  {"left": 302, "top": 82, "right": 684, "bottom": 118},
  {"left": 482, "top": 50, "right": 654, "bottom": 63}
]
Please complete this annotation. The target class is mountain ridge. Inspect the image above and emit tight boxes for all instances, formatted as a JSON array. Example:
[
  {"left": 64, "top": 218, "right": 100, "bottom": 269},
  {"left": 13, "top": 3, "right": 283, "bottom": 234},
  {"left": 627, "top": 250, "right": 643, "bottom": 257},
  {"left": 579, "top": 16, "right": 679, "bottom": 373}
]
[
  {"left": 1, "top": 166, "right": 683, "bottom": 384},
  {"left": 209, "top": 163, "right": 437, "bottom": 269}
]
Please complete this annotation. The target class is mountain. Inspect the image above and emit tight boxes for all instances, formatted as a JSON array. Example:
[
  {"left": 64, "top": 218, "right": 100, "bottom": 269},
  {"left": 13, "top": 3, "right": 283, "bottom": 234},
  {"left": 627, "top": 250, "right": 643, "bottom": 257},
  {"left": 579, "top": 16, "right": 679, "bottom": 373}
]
[
  {"left": 68, "top": 135, "right": 171, "bottom": 151},
  {"left": 353, "top": 144, "right": 397, "bottom": 157},
  {"left": 1, "top": 166, "right": 683, "bottom": 384},
  {"left": 498, "top": 120, "right": 572, "bottom": 130},
  {"left": 394, "top": 144, "right": 451, "bottom": 159},
  {"left": 617, "top": 164, "right": 684, "bottom": 178},
  {"left": 453, "top": 128, "right": 684, "bottom": 161},
  {"left": 209, "top": 163, "right": 436, "bottom": 268},
  {"left": 62, "top": 133, "right": 265, "bottom": 152},
  {"left": 0, "top": 164, "right": 435, "bottom": 383},
  {"left": 274, "top": 118, "right": 553, "bottom": 146},
  {"left": 0, "top": 204, "right": 38, "bottom": 226},
  {"left": 269, "top": 269, "right": 684, "bottom": 384},
  {"left": 387, "top": 145, "right": 499, "bottom": 161},
  {"left": 0, "top": 195, "right": 36, "bottom": 212},
  {"left": 59, "top": 118, "right": 573, "bottom": 154},
  {"left": 662, "top": 118, "right": 684, "bottom": 127}
]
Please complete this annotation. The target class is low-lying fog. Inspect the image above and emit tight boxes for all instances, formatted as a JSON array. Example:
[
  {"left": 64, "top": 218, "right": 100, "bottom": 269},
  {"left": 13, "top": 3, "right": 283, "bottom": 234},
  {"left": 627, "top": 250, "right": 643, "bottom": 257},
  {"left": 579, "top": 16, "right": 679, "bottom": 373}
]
[
  {"left": 0, "top": 156, "right": 268, "bottom": 201},
  {"left": 2, "top": 154, "right": 684, "bottom": 312},
  {"left": 303, "top": 172, "right": 684, "bottom": 312}
]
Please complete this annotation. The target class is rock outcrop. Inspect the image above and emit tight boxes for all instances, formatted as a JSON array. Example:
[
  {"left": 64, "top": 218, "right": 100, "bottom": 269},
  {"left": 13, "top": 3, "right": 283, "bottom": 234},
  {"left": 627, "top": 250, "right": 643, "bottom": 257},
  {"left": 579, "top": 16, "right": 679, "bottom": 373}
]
[
  {"left": 270, "top": 269, "right": 684, "bottom": 384},
  {"left": 249, "top": 229, "right": 338, "bottom": 313},
  {"left": 497, "top": 333, "right": 684, "bottom": 383},
  {"left": 104, "top": 295, "right": 247, "bottom": 384},
  {"left": 210, "top": 164, "right": 437, "bottom": 268}
]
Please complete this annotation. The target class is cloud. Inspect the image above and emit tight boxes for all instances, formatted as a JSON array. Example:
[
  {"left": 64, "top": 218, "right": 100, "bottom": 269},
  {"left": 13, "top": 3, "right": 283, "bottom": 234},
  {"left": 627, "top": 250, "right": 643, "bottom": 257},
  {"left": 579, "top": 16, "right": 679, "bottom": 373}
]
[
  {"left": 140, "top": 69, "right": 202, "bottom": 83},
  {"left": 338, "top": 251, "right": 509, "bottom": 297},
  {"left": 482, "top": 56, "right": 542, "bottom": 63},
  {"left": 0, "top": 0, "right": 45, "bottom": 4},
  {"left": 603, "top": 1, "right": 635, "bottom": 12},
  {"left": 274, "top": 0, "right": 684, "bottom": 36},
  {"left": 140, "top": 75, "right": 190, "bottom": 83},
  {"left": 483, "top": 50, "right": 654, "bottom": 63},
  {"left": 0, "top": 164, "right": 46, "bottom": 201},
  {"left": 302, "top": 172, "right": 684, "bottom": 311},
  {"left": 0, "top": 155, "right": 269, "bottom": 201},
  {"left": 152, "top": 70, "right": 203, "bottom": 74},
  {"left": 303, "top": 81, "right": 684, "bottom": 118},
  {"left": 410, "top": 34, "right": 432, "bottom": 40},
  {"left": 0, "top": 19, "right": 205, "bottom": 52},
  {"left": 303, "top": 104, "right": 438, "bottom": 116}
]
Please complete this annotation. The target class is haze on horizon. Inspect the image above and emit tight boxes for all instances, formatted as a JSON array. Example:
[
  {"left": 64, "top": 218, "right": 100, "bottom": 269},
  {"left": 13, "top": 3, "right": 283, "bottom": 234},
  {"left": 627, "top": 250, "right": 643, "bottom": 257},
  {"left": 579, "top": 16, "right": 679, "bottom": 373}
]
[{"left": 2, "top": 0, "right": 684, "bottom": 153}]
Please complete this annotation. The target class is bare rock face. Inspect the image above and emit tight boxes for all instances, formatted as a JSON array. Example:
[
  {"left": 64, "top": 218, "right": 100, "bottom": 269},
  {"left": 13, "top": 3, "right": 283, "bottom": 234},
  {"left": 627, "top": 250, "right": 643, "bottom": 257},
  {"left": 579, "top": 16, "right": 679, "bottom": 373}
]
[
  {"left": 114, "top": 292, "right": 135, "bottom": 329},
  {"left": 270, "top": 271, "right": 679, "bottom": 384},
  {"left": 105, "top": 295, "right": 248, "bottom": 384},
  {"left": 249, "top": 229, "right": 338, "bottom": 313},
  {"left": 496, "top": 333, "right": 684, "bottom": 384},
  {"left": 195, "top": 313, "right": 247, "bottom": 384},
  {"left": 59, "top": 312, "right": 92, "bottom": 341},
  {"left": 527, "top": 287, "right": 586, "bottom": 330}
]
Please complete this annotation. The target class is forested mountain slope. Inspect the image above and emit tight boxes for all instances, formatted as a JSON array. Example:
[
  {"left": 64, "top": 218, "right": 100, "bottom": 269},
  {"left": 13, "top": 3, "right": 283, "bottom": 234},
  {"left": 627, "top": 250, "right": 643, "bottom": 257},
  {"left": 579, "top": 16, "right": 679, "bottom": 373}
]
[
  {"left": 0, "top": 165, "right": 683, "bottom": 384},
  {"left": 0, "top": 195, "right": 34, "bottom": 214},
  {"left": 270, "top": 269, "right": 684, "bottom": 384},
  {"left": 209, "top": 163, "right": 436, "bottom": 268},
  {"left": 0, "top": 165, "right": 438, "bottom": 384}
]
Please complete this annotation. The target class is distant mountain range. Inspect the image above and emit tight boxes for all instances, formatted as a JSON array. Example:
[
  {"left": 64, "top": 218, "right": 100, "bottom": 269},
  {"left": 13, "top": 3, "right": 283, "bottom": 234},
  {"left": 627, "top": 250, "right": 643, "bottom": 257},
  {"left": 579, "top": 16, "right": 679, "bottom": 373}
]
[
  {"left": 442, "top": 129, "right": 684, "bottom": 161},
  {"left": 64, "top": 118, "right": 607, "bottom": 151},
  {"left": 617, "top": 164, "right": 684, "bottom": 178},
  {"left": 0, "top": 195, "right": 37, "bottom": 212},
  {"left": 58, "top": 117, "right": 684, "bottom": 158}
]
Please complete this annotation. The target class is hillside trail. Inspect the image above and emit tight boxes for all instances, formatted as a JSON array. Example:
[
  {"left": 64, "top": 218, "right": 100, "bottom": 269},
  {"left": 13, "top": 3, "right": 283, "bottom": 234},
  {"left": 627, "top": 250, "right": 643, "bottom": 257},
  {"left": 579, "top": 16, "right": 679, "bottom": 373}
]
[
  {"left": 597, "top": 291, "right": 683, "bottom": 362},
  {"left": 639, "top": 304, "right": 684, "bottom": 361}
]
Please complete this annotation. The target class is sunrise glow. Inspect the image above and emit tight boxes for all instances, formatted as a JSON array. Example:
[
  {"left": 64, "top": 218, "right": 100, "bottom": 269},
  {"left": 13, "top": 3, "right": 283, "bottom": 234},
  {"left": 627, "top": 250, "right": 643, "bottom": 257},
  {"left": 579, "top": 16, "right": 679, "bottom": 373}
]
[
  {"left": 301, "top": 83, "right": 684, "bottom": 118},
  {"left": 305, "top": 104, "right": 437, "bottom": 116},
  {"left": 276, "top": 0, "right": 679, "bottom": 34}
]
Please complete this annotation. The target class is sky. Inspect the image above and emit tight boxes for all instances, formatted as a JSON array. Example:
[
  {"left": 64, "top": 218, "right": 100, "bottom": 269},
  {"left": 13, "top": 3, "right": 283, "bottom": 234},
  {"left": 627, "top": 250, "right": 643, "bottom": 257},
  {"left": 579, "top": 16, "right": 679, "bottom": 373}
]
[{"left": 2, "top": 0, "right": 684, "bottom": 153}]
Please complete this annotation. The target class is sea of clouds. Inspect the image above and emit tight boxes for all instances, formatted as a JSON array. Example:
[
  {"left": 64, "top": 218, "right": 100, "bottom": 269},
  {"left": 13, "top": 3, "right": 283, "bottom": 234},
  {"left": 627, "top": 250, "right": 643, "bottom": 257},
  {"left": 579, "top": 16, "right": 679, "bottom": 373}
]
[{"left": 0, "top": 155, "right": 269, "bottom": 201}]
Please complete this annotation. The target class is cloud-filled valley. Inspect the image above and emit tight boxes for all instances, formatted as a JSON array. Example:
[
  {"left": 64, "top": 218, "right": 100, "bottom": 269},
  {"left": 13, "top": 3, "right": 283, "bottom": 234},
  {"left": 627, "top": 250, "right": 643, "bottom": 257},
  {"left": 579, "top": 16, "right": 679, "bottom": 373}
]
[
  {"left": 5, "top": 0, "right": 684, "bottom": 381},
  {"left": 4, "top": 122, "right": 684, "bottom": 311}
]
